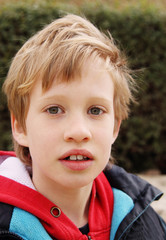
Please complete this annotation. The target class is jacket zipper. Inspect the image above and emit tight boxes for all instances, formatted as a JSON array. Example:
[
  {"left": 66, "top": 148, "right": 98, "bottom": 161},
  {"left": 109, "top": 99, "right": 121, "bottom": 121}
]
[{"left": 0, "top": 230, "right": 24, "bottom": 240}]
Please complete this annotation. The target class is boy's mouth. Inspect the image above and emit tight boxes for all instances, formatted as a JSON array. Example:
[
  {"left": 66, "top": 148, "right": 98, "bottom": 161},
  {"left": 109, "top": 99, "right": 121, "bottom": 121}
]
[
  {"left": 65, "top": 155, "right": 89, "bottom": 161},
  {"left": 59, "top": 150, "right": 94, "bottom": 171},
  {"left": 59, "top": 149, "right": 93, "bottom": 161}
]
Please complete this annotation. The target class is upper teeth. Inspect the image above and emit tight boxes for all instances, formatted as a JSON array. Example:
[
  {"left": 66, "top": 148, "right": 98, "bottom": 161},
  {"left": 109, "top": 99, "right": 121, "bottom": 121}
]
[{"left": 69, "top": 155, "right": 86, "bottom": 161}]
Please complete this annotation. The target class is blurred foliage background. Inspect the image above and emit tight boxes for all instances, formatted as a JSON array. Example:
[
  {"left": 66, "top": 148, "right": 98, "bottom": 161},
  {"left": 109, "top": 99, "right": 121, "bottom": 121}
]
[{"left": 0, "top": 0, "right": 166, "bottom": 173}]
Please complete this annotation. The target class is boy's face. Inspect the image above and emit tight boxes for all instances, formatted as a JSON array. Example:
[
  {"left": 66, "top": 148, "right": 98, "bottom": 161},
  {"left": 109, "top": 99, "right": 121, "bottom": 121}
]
[{"left": 13, "top": 58, "right": 120, "bottom": 190}]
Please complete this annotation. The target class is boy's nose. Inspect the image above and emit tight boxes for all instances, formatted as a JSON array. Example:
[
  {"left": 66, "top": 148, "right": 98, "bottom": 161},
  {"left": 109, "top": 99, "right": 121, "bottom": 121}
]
[{"left": 64, "top": 118, "right": 92, "bottom": 143}]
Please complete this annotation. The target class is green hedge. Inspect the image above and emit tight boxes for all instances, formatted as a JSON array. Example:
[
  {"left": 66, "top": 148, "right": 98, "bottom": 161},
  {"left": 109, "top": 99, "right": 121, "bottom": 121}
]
[{"left": 0, "top": 5, "right": 166, "bottom": 173}]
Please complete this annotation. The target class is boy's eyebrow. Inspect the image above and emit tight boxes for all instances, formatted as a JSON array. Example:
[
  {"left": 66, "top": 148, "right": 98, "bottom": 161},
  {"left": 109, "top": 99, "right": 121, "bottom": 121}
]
[
  {"left": 40, "top": 95, "right": 67, "bottom": 102},
  {"left": 39, "top": 95, "right": 113, "bottom": 105}
]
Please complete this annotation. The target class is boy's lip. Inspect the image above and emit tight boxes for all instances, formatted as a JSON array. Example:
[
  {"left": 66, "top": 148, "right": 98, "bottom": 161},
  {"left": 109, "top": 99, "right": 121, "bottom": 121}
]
[{"left": 59, "top": 149, "right": 94, "bottom": 161}]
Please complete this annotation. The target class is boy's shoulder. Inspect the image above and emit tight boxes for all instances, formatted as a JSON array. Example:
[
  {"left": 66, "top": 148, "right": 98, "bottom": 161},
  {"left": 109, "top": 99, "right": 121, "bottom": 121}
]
[
  {"left": 104, "top": 164, "right": 162, "bottom": 201},
  {"left": 0, "top": 202, "right": 52, "bottom": 240}
]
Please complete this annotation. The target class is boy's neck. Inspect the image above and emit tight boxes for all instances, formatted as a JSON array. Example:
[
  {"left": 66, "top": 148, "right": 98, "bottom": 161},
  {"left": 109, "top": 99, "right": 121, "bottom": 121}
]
[
  {"left": 33, "top": 176, "right": 93, "bottom": 228},
  {"left": 57, "top": 185, "right": 92, "bottom": 228}
]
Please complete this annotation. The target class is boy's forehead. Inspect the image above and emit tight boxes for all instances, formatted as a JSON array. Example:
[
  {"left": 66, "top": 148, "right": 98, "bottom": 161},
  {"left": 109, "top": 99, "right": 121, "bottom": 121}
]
[
  {"left": 54, "top": 57, "right": 111, "bottom": 84},
  {"left": 30, "top": 56, "right": 114, "bottom": 100},
  {"left": 46, "top": 56, "right": 111, "bottom": 87}
]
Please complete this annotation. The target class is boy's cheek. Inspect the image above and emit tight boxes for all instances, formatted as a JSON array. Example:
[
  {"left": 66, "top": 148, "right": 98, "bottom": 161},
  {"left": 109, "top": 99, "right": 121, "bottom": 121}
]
[{"left": 11, "top": 113, "right": 29, "bottom": 147}]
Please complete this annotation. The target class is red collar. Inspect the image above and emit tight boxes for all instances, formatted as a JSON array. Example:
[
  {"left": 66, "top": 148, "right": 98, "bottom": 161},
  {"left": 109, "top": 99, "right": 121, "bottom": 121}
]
[{"left": 88, "top": 172, "right": 114, "bottom": 239}]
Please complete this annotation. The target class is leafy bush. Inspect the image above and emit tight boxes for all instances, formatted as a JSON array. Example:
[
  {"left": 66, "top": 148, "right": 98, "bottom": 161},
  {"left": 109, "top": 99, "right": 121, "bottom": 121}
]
[{"left": 0, "top": 4, "right": 166, "bottom": 173}]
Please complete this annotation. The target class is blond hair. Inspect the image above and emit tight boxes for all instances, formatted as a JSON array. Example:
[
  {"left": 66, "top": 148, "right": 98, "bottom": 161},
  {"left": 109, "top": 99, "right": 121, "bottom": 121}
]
[{"left": 3, "top": 14, "right": 136, "bottom": 165}]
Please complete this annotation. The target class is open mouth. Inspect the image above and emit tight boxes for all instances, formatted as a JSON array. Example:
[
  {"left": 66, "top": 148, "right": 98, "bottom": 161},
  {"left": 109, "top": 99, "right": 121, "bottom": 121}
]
[
  {"left": 60, "top": 150, "right": 93, "bottom": 161},
  {"left": 64, "top": 155, "right": 90, "bottom": 161},
  {"left": 59, "top": 150, "right": 93, "bottom": 170}
]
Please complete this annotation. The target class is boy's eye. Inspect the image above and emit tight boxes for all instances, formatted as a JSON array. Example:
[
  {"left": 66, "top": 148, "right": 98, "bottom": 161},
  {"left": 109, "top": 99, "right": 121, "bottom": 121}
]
[
  {"left": 88, "top": 107, "right": 103, "bottom": 115},
  {"left": 47, "top": 106, "right": 63, "bottom": 115}
]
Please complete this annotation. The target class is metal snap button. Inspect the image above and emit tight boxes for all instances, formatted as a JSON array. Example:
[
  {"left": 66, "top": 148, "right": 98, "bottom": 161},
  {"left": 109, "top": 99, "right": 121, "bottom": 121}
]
[{"left": 50, "top": 206, "right": 61, "bottom": 218}]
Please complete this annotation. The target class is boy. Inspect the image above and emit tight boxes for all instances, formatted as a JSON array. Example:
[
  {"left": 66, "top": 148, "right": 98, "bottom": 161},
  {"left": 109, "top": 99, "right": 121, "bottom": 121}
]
[{"left": 0, "top": 14, "right": 165, "bottom": 240}]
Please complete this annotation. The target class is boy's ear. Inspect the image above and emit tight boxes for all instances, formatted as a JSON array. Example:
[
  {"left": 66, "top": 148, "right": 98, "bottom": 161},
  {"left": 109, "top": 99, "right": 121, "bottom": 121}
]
[
  {"left": 112, "top": 120, "right": 121, "bottom": 144},
  {"left": 11, "top": 113, "right": 28, "bottom": 147}
]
